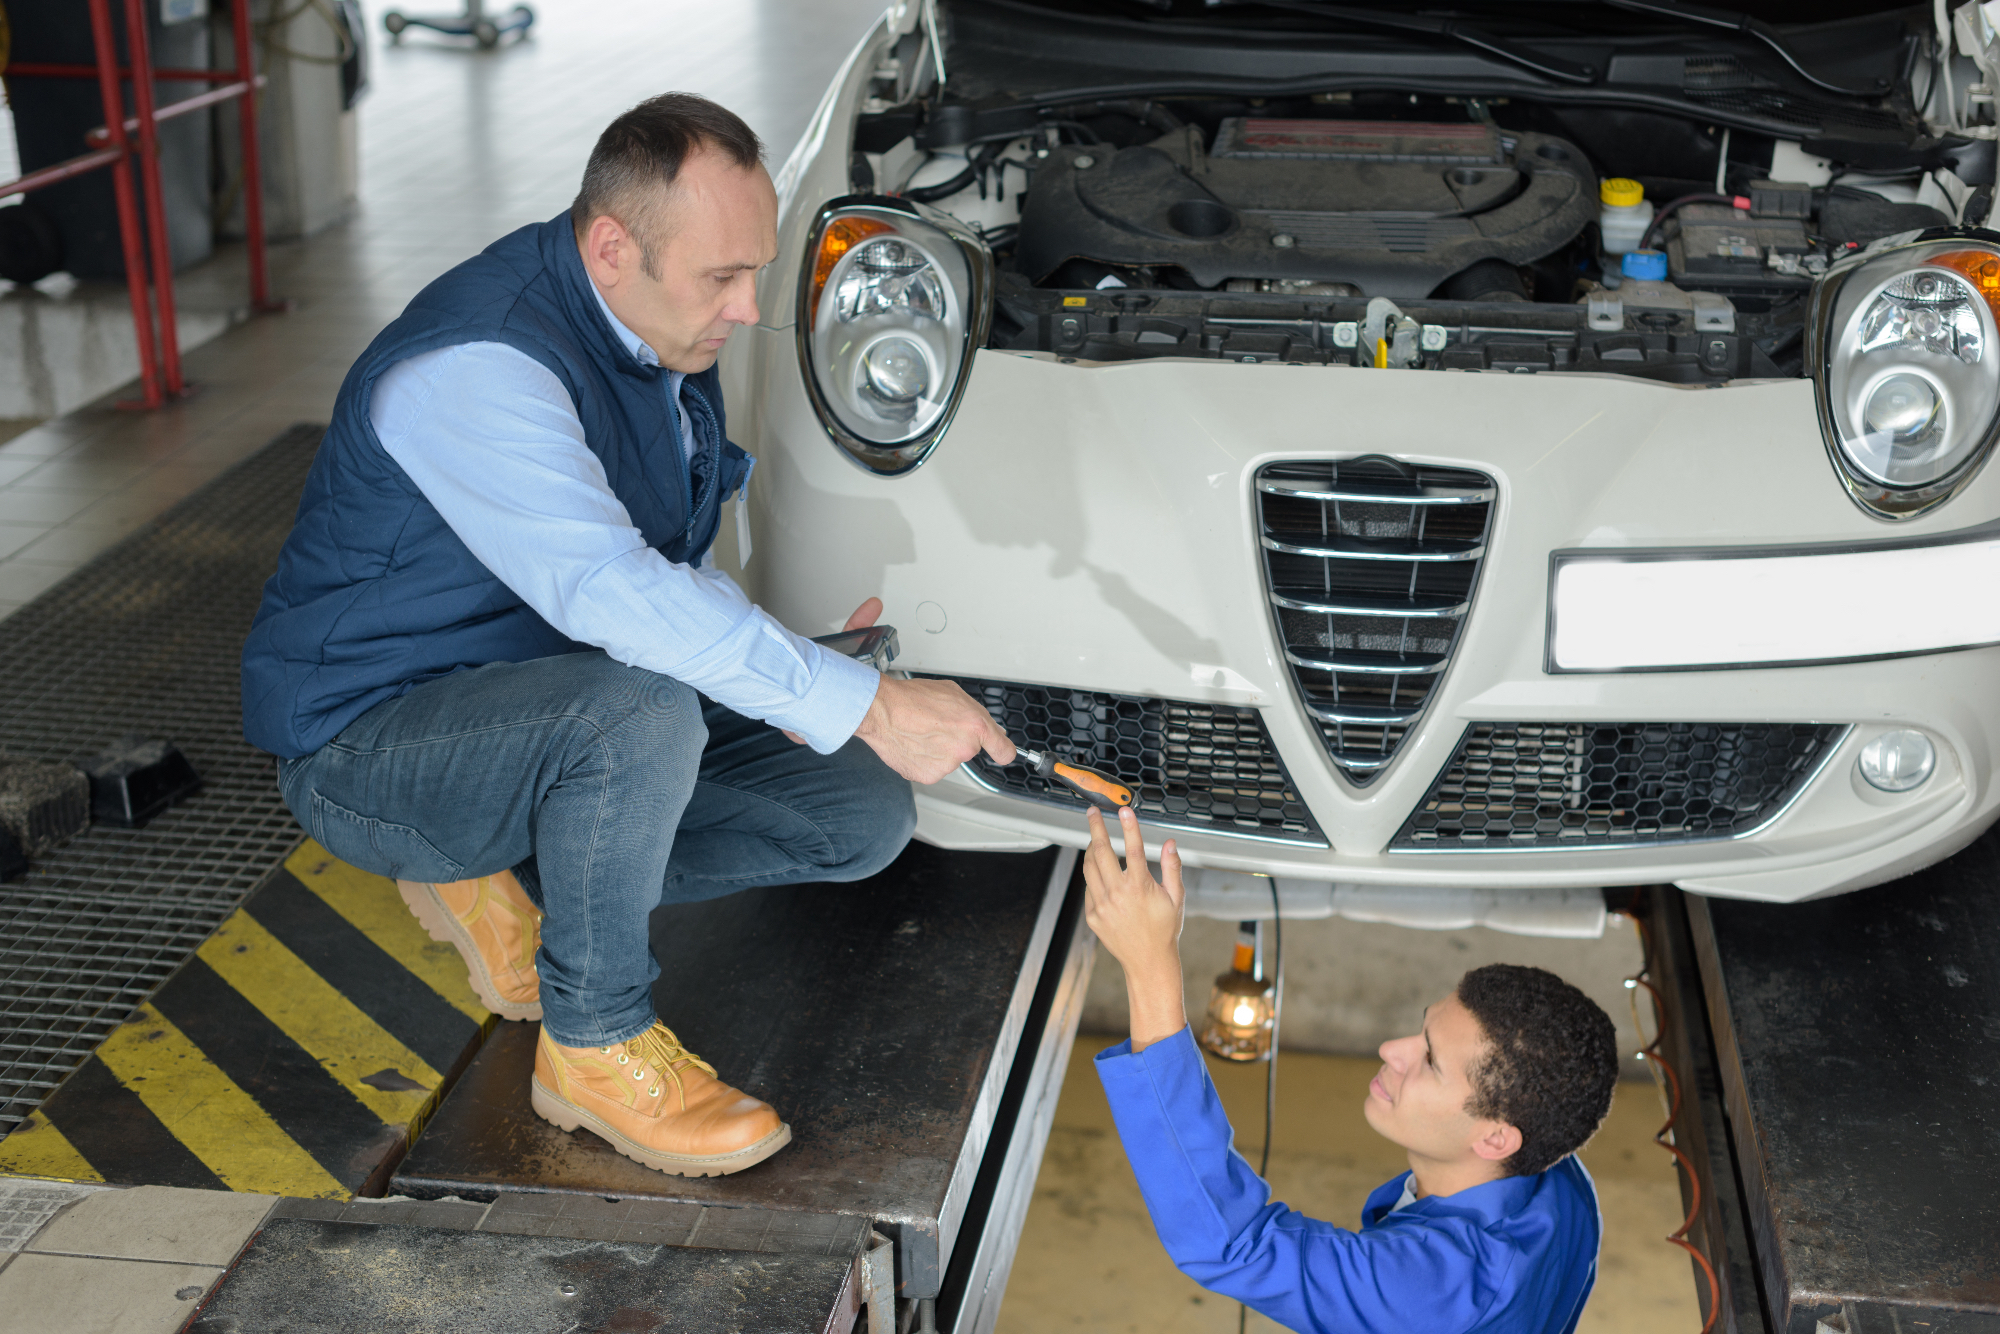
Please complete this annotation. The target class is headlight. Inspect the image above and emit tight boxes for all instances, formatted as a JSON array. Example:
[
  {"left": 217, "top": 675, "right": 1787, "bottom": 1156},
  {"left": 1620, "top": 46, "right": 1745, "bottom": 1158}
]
[
  {"left": 1811, "top": 234, "right": 2000, "bottom": 519},
  {"left": 796, "top": 196, "right": 992, "bottom": 476}
]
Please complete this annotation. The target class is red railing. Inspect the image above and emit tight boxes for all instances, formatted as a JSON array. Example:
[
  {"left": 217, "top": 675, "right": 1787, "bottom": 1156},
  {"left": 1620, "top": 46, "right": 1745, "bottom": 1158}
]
[{"left": 1, "top": 0, "right": 281, "bottom": 408}]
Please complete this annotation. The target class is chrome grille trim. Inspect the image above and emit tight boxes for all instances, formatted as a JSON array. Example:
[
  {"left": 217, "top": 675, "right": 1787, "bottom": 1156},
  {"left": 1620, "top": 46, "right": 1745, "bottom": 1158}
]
[
  {"left": 1256, "top": 479, "right": 1495, "bottom": 505},
  {"left": 1257, "top": 456, "right": 1496, "bottom": 786}
]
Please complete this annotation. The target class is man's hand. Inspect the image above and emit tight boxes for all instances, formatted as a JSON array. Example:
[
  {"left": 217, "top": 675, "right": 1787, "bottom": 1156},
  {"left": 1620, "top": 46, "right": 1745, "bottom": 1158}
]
[
  {"left": 854, "top": 676, "right": 1015, "bottom": 783},
  {"left": 1084, "top": 806, "right": 1188, "bottom": 1050}
]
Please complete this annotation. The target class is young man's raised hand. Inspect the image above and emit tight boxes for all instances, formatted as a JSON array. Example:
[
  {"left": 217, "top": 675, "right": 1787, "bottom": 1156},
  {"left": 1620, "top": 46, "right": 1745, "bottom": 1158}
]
[{"left": 1083, "top": 805, "right": 1189, "bottom": 1051}]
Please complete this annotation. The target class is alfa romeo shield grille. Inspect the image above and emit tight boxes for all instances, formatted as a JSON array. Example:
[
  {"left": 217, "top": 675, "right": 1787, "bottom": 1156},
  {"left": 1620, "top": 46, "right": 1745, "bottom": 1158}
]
[
  {"left": 1394, "top": 722, "right": 1847, "bottom": 849},
  {"left": 945, "top": 678, "right": 1325, "bottom": 845},
  {"left": 1256, "top": 457, "right": 1494, "bottom": 784}
]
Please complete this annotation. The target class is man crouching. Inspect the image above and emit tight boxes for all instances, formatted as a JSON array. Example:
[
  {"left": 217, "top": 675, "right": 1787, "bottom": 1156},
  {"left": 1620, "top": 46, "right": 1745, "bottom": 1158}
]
[{"left": 1082, "top": 805, "right": 1619, "bottom": 1334}]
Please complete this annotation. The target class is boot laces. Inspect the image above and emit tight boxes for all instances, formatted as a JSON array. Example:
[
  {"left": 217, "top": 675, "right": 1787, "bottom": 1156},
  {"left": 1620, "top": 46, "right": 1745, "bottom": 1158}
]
[{"left": 626, "top": 1024, "right": 717, "bottom": 1112}]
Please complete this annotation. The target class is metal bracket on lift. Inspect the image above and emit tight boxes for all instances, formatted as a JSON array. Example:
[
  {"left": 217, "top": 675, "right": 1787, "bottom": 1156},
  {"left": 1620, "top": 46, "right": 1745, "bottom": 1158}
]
[{"left": 860, "top": 1231, "right": 896, "bottom": 1334}]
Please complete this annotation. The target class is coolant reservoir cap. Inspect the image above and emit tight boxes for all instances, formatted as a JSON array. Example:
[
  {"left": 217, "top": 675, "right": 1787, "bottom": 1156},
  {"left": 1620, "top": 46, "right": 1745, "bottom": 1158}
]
[
  {"left": 1600, "top": 177, "right": 1645, "bottom": 207},
  {"left": 1621, "top": 249, "right": 1668, "bottom": 281}
]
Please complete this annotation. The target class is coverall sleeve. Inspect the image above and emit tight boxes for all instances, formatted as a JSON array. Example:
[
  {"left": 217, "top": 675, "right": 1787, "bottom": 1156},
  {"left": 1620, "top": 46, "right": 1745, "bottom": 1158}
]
[{"left": 1095, "top": 1028, "right": 1517, "bottom": 1334}]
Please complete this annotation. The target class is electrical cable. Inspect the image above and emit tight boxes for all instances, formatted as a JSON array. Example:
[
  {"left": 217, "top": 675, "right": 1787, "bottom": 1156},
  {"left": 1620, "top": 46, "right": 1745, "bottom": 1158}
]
[
  {"left": 1623, "top": 910, "right": 1722, "bottom": 1334},
  {"left": 1239, "top": 879, "right": 1285, "bottom": 1334},
  {"left": 1600, "top": 0, "right": 1887, "bottom": 98}
]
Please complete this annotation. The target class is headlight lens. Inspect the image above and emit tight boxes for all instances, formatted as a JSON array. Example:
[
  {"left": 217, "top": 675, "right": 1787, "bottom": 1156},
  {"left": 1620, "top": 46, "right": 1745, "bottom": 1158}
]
[
  {"left": 797, "top": 198, "right": 992, "bottom": 476},
  {"left": 1813, "top": 238, "right": 2000, "bottom": 518}
]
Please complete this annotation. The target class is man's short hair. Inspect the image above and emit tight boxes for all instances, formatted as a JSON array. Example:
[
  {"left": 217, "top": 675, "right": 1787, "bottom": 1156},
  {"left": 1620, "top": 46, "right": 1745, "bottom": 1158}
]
[
  {"left": 570, "top": 93, "right": 764, "bottom": 278},
  {"left": 1456, "top": 964, "right": 1619, "bottom": 1177}
]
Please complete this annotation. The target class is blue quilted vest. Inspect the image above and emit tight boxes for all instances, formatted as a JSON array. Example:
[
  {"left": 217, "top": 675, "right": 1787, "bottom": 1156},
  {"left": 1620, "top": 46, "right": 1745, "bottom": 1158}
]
[{"left": 240, "top": 213, "right": 752, "bottom": 759}]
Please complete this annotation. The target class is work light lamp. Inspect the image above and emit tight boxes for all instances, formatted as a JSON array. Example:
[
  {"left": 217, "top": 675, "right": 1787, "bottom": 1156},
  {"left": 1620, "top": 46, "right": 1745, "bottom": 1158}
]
[{"left": 1198, "top": 929, "right": 1274, "bottom": 1062}]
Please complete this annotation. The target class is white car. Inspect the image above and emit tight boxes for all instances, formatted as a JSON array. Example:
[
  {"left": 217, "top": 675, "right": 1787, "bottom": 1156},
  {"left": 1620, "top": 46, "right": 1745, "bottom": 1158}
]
[{"left": 723, "top": 0, "right": 2000, "bottom": 905}]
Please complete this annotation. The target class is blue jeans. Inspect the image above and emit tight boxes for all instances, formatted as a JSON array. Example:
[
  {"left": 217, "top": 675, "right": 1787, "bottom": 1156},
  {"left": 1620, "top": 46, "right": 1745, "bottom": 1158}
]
[{"left": 277, "top": 651, "right": 914, "bottom": 1046}]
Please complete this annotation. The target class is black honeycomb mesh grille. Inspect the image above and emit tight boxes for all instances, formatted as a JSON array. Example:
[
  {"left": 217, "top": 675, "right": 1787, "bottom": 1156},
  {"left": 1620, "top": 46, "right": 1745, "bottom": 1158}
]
[
  {"left": 944, "top": 678, "right": 1325, "bottom": 845},
  {"left": 1394, "top": 722, "right": 1846, "bottom": 849},
  {"left": 0, "top": 425, "right": 322, "bottom": 1131},
  {"left": 1257, "top": 457, "right": 1494, "bottom": 785}
]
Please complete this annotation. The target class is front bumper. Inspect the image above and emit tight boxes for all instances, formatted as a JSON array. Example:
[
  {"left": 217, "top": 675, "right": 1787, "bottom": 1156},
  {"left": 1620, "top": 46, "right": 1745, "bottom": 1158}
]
[{"left": 732, "top": 328, "right": 2000, "bottom": 904}]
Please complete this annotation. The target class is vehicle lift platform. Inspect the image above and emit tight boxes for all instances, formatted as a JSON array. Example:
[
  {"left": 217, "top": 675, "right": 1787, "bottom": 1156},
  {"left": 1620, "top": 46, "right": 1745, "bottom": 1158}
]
[
  {"left": 0, "top": 422, "right": 1992, "bottom": 1332},
  {"left": 1641, "top": 850, "right": 2000, "bottom": 1334}
]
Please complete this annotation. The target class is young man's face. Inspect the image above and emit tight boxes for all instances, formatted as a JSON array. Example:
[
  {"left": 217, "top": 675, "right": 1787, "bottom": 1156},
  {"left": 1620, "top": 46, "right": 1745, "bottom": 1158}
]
[
  {"left": 586, "top": 148, "right": 778, "bottom": 374},
  {"left": 1363, "top": 991, "right": 1504, "bottom": 1170}
]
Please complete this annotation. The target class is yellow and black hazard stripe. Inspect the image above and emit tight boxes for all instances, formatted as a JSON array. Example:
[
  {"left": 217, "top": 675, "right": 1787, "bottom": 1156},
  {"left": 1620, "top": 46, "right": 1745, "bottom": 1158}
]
[{"left": 0, "top": 842, "right": 494, "bottom": 1198}]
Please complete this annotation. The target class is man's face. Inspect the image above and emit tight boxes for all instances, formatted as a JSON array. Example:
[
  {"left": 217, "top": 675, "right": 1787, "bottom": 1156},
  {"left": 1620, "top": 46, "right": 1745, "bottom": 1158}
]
[
  {"left": 1363, "top": 991, "right": 1500, "bottom": 1167},
  {"left": 584, "top": 149, "right": 778, "bottom": 374}
]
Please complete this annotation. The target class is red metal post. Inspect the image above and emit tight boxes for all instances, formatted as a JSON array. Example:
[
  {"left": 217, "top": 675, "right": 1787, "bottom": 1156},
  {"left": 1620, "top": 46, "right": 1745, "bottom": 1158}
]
[
  {"left": 120, "top": 0, "right": 185, "bottom": 397},
  {"left": 84, "top": 0, "right": 162, "bottom": 408},
  {"left": 229, "top": 0, "right": 274, "bottom": 312}
]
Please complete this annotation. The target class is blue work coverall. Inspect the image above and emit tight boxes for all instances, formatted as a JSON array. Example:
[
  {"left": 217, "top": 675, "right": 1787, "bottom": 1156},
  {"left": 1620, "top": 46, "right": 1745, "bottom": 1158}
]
[{"left": 1096, "top": 1027, "right": 1601, "bottom": 1334}]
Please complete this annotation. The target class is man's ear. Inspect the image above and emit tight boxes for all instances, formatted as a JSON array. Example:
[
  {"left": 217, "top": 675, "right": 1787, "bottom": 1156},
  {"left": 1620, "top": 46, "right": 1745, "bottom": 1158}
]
[
  {"left": 1470, "top": 1120, "right": 1523, "bottom": 1165},
  {"left": 581, "top": 215, "right": 637, "bottom": 290}
]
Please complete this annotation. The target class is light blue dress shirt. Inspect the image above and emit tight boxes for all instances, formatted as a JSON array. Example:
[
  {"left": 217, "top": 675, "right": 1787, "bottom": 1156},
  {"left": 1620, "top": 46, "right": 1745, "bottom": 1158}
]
[
  {"left": 368, "top": 286, "right": 879, "bottom": 754},
  {"left": 1096, "top": 1027, "right": 1602, "bottom": 1334}
]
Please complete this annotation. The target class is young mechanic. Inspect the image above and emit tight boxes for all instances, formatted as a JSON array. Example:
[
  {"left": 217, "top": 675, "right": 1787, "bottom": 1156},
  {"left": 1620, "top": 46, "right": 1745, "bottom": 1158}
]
[{"left": 1081, "top": 805, "right": 1619, "bottom": 1334}]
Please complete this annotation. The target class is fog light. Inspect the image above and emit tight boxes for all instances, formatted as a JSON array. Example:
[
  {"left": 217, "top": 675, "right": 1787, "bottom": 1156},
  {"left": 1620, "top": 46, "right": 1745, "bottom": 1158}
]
[{"left": 1858, "top": 729, "right": 1935, "bottom": 792}]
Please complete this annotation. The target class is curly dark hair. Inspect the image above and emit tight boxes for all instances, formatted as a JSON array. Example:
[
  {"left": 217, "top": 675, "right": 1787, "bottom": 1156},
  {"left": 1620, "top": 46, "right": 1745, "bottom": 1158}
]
[{"left": 1456, "top": 964, "right": 1619, "bottom": 1177}]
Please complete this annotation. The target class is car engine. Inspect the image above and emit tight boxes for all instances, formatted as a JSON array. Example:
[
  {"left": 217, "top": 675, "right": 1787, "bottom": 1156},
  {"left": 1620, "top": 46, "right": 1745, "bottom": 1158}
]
[
  {"left": 1014, "top": 119, "right": 1597, "bottom": 301},
  {"left": 847, "top": 0, "right": 1993, "bottom": 389}
]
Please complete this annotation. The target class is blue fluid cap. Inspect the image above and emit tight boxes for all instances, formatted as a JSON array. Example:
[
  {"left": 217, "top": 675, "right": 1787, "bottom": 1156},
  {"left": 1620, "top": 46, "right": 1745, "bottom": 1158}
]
[{"left": 1621, "top": 249, "right": 1668, "bottom": 281}]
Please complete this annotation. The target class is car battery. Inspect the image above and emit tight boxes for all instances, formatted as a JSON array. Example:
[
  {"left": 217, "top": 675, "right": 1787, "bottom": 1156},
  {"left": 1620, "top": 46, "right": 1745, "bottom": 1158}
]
[{"left": 1667, "top": 204, "right": 1812, "bottom": 292}]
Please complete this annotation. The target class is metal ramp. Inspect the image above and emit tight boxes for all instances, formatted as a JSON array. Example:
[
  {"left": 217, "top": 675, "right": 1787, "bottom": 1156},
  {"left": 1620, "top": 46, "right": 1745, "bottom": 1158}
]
[{"left": 1647, "top": 834, "right": 2000, "bottom": 1334}]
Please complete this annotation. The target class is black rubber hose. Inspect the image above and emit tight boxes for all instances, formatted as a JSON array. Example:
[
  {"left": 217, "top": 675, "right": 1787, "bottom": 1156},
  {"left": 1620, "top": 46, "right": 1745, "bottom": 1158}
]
[
  {"left": 902, "top": 162, "right": 977, "bottom": 203},
  {"left": 902, "top": 141, "right": 1003, "bottom": 203},
  {"left": 1058, "top": 98, "right": 1185, "bottom": 137}
]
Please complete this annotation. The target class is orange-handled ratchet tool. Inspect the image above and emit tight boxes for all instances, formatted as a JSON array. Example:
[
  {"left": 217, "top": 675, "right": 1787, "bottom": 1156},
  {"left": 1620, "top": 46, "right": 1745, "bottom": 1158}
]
[{"left": 1014, "top": 747, "right": 1134, "bottom": 813}]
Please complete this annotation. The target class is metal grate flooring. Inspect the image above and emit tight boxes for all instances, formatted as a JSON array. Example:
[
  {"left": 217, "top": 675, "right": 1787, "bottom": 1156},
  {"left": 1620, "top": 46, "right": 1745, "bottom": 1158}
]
[{"left": 0, "top": 424, "right": 323, "bottom": 1132}]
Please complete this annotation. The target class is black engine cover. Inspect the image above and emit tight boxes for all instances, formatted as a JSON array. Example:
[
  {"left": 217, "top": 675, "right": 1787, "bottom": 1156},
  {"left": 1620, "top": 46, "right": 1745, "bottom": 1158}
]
[{"left": 1015, "top": 119, "right": 1598, "bottom": 298}]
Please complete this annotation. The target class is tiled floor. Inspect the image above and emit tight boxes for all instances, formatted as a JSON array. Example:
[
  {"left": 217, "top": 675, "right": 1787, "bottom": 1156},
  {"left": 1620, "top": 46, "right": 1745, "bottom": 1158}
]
[
  {"left": 0, "top": 1181, "right": 275, "bottom": 1334},
  {"left": 0, "top": 0, "right": 887, "bottom": 623},
  {"left": 1000, "top": 1040, "right": 1704, "bottom": 1334}
]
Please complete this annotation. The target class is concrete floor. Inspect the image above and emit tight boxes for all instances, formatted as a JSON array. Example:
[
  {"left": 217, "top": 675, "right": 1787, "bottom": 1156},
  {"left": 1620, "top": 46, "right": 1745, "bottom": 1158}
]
[
  {"left": 1002, "top": 1039, "right": 1703, "bottom": 1334},
  {"left": 0, "top": 2, "right": 1704, "bottom": 1328}
]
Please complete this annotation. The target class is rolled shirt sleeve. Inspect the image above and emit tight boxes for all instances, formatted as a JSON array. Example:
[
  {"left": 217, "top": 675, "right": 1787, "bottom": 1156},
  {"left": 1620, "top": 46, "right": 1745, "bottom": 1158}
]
[{"left": 371, "top": 341, "right": 879, "bottom": 754}]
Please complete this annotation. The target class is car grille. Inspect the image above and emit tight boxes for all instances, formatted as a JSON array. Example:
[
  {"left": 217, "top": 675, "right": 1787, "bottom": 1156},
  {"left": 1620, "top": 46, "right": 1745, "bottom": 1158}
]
[
  {"left": 1393, "top": 722, "right": 1847, "bottom": 849},
  {"left": 943, "top": 678, "right": 1326, "bottom": 845},
  {"left": 1256, "top": 457, "right": 1495, "bottom": 785}
]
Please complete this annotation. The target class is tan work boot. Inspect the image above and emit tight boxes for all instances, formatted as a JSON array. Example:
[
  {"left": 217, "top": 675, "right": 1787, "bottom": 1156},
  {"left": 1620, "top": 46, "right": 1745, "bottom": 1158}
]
[
  {"left": 530, "top": 1022, "right": 791, "bottom": 1176},
  {"left": 396, "top": 871, "right": 543, "bottom": 1020}
]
